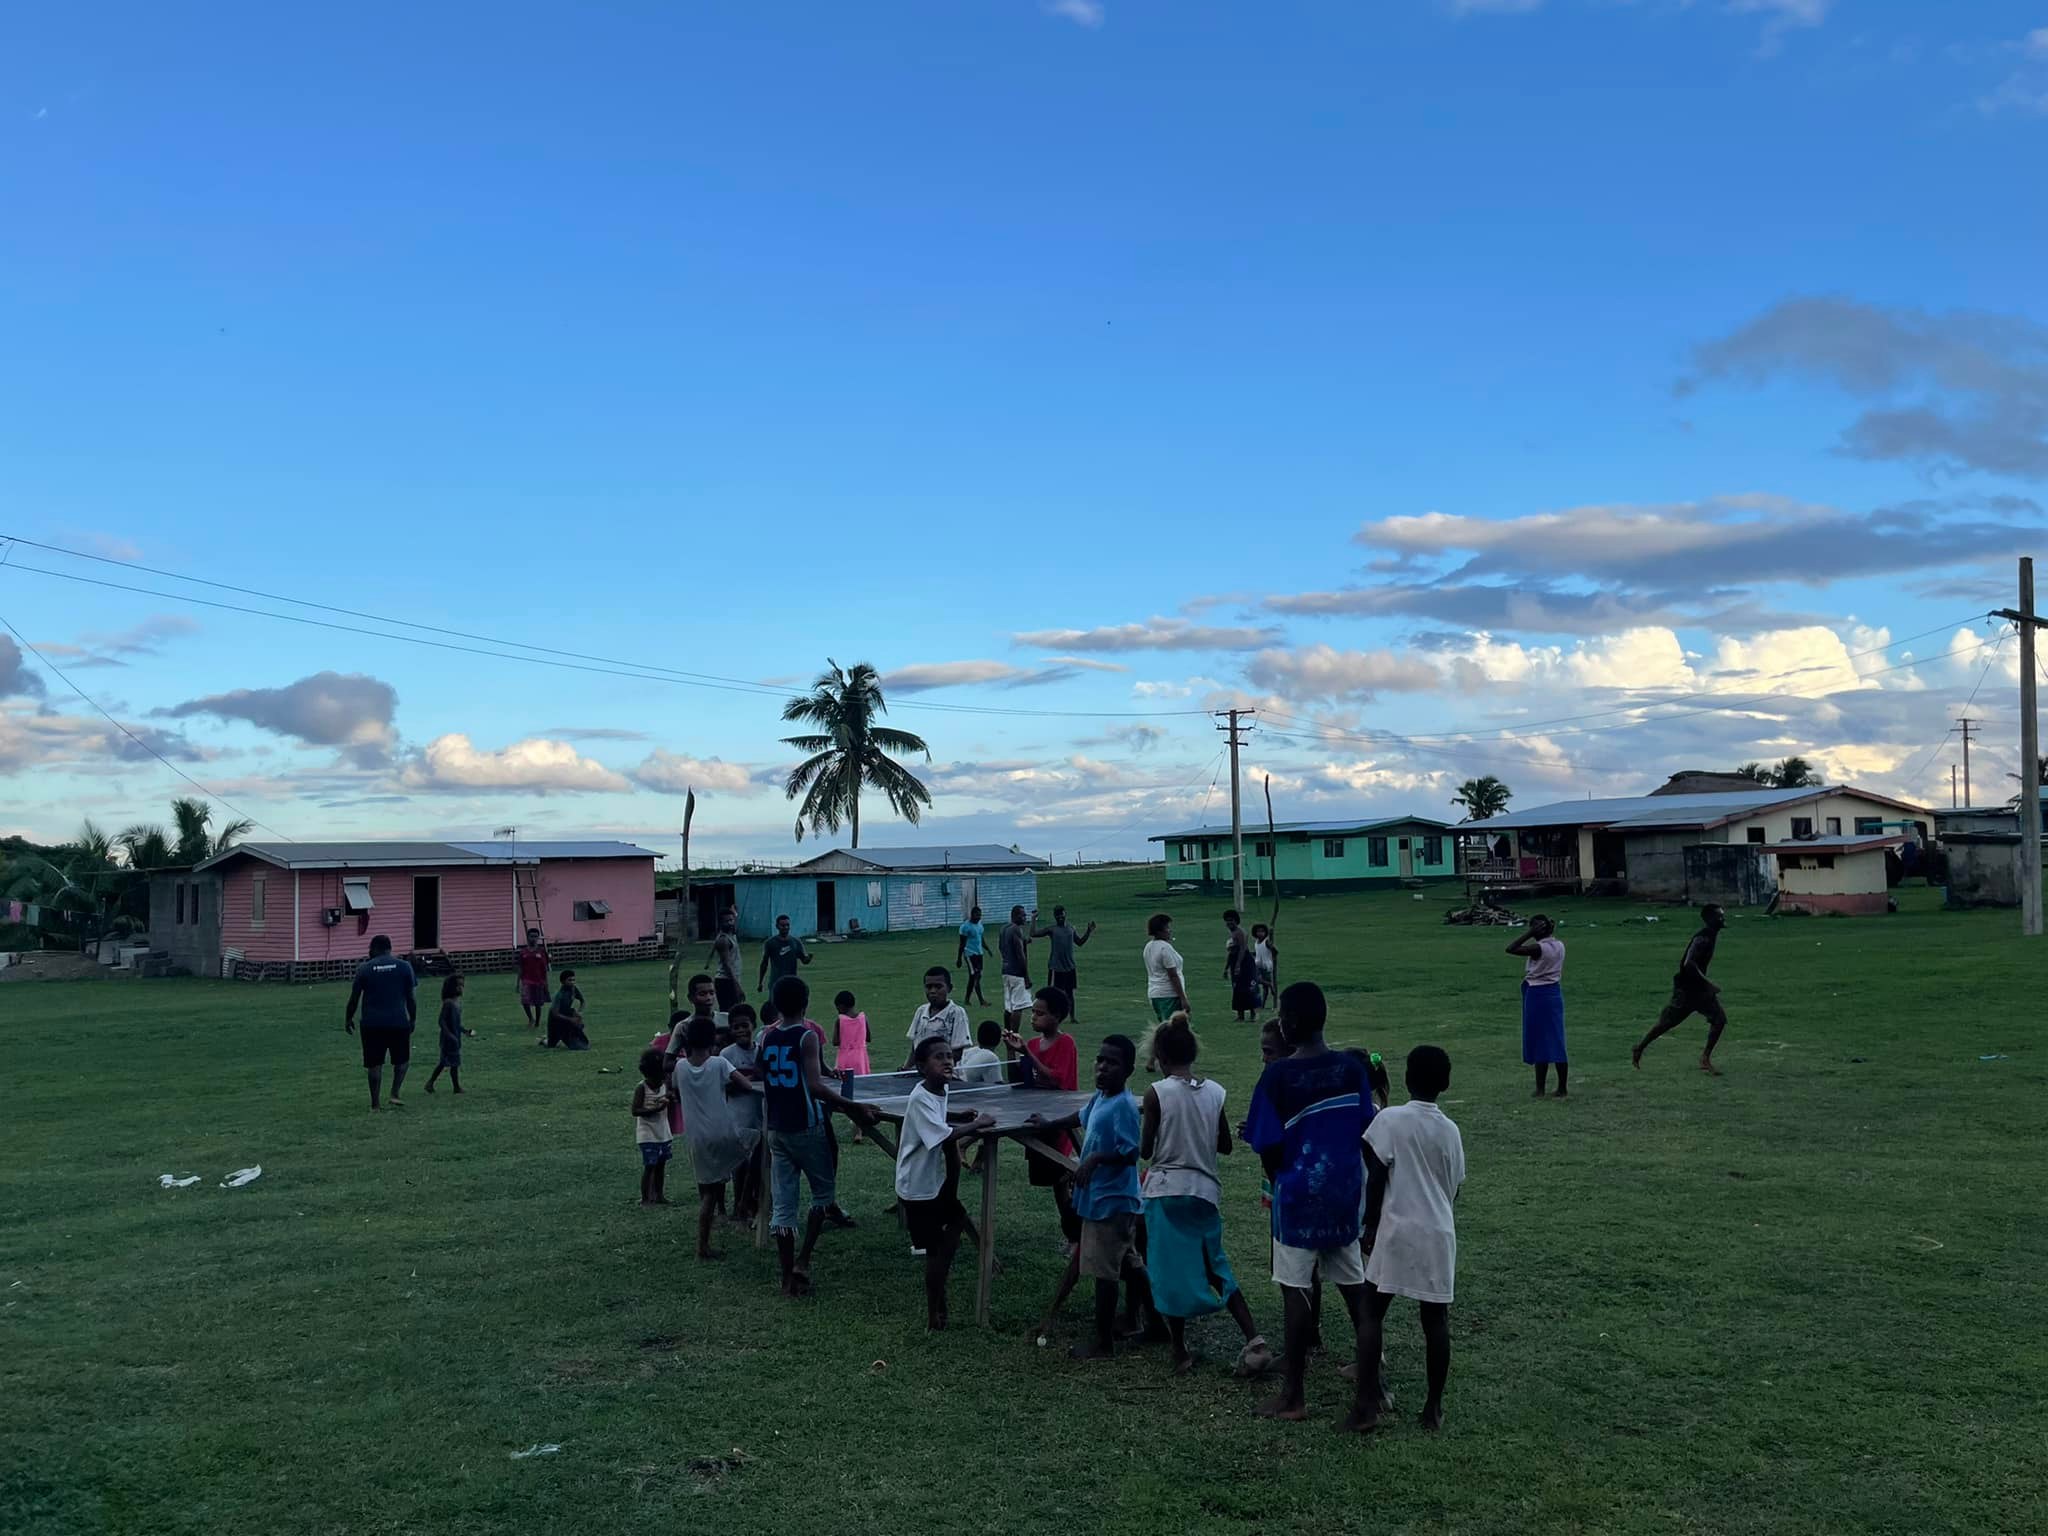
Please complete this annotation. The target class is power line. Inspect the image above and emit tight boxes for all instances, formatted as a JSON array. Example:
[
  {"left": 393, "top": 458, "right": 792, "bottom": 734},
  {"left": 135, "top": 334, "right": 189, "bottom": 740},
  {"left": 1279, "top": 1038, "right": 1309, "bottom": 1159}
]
[
  {"left": 1071, "top": 747, "right": 1230, "bottom": 854},
  {"left": 0, "top": 611, "right": 296, "bottom": 844},
  {"left": 0, "top": 539, "right": 1212, "bottom": 722},
  {"left": 1901, "top": 628, "right": 2013, "bottom": 788}
]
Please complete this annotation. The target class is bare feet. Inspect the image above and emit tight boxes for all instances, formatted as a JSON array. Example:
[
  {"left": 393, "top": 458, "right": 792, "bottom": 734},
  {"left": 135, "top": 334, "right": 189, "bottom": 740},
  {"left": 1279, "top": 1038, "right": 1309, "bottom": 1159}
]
[
  {"left": 386, "top": 1098, "right": 404, "bottom": 1109},
  {"left": 1069, "top": 1341, "right": 1114, "bottom": 1362},
  {"left": 927, "top": 1310, "right": 948, "bottom": 1332},
  {"left": 1419, "top": 1406, "right": 1445, "bottom": 1431},
  {"left": 782, "top": 1272, "right": 814, "bottom": 1298},
  {"left": 1172, "top": 1350, "right": 1196, "bottom": 1376},
  {"left": 1338, "top": 1409, "right": 1389, "bottom": 1434},
  {"left": 698, "top": 1248, "right": 725, "bottom": 1262},
  {"left": 1699, "top": 1056, "right": 1722, "bottom": 1076},
  {"left": 1256, "top": 1395, "right": 1310, "bottom": 1422},
  {"left": 1553, "top": 1088, "right": 1568, "bottom": 1098},
  {"left": 1631, "top": 1043, "right": 1644, "bottom": 1069},
  {"left": 452, "top": 1086, "right": 464, "bottom": 1095},
  {"left": 424, "top": 1082, "right": 436, "bottom": 1094},
  {"left": 1532, "top": 1087, "right": 1546, "bottom": 1098}
]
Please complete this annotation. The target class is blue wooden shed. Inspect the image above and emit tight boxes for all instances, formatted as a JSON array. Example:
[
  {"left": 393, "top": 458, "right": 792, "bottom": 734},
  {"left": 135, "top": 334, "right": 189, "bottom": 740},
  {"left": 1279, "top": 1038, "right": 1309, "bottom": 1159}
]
[{"left": 720, "top": 844, "right": 1049, "bottom": 938}]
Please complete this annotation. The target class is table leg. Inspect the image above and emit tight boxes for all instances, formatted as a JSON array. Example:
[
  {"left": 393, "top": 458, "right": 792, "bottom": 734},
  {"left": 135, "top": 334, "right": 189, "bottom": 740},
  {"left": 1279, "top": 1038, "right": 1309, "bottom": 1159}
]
[
  {"left": 976, "top": 1136, "right": 999, "bottom": 1327},
  {"left": 754, "top": 1142, "right": 770, "bottom": 1250}
]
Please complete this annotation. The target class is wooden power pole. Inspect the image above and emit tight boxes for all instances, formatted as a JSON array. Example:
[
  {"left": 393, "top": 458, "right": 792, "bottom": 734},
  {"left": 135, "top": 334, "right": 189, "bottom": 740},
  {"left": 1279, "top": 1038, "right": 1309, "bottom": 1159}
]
[
  {"left": 1215, "top": 708, "right": 1254, "bottom": 913},
  {"left": 1994, "top": 557, "right": 2042, "bottom": 938},
  {"left": 1956, "top": 716, "right": 1976, "bottom": 807}
]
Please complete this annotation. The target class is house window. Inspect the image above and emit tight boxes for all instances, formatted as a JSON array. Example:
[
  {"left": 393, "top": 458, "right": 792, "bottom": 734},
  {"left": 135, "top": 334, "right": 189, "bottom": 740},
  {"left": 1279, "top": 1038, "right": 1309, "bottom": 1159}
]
[
  {"left": 175, "top": 883, "right": 186, "bottom": 925},
  {"left": 572, "top": 899, "right": 612, "bottom": 921},
  {"left": 1817, "top": 855, "right": 1836, "bottom": 870},
  {"left": 866, "top": 881, "right": 883, "bottom": 908},
  {"left": 1423, "top": 835, "right": 1443, "bottom": 864},
  {"left": 1854, "top": 817, "right": 1882, "bottom": 835},
  {"left": 1791, "top": 817, "right": 1815, "bottom": 839},
  {"left": 342, "top": 878, "right": 375, "bottom": 914},
  {"left": 1826, "top": 817, "right": 1842, "bottom": 836},
  {"left": 1368, "top": 837, "right": 1389, "bottom": 867},
  {"left": 1746, "top": 827, "right": 1766, "bottom": 844},
  {"left": 250, "top": 876, "right": 267, "bottom": 929},
  {"left": 1253, "top": 840, "right": 1274, "bottom": 860},
  {"left": 1322, "top": 839, "right": 1345, "bottom": 859}
]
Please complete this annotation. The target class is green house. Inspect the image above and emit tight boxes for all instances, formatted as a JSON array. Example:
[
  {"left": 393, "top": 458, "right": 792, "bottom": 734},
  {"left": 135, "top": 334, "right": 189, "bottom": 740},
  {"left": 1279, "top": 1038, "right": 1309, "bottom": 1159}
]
[{"left": 1150, "top": 815, "right": 1458, "bottom": 893}]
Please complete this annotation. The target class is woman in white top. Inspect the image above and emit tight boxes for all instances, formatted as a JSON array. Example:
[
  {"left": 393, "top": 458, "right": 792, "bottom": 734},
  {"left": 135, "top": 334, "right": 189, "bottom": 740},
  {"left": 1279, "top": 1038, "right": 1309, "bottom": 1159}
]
[
  {"left": 1142, "top": 913, "right": 1190, "bottom": 1023},
  {"left": 1139, "top": 1014, "right": 1271, "bottom": 1376},
  {"left": 1505, "top": 914, "right": 1568, "bottom": 1098}
]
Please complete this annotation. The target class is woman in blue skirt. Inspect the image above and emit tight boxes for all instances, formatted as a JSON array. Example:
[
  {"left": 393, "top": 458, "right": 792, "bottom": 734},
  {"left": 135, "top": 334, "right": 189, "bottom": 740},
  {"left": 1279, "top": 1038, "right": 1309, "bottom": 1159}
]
[{"left": 1507, "top": 915, "right": 1568, "bottom": 1097}]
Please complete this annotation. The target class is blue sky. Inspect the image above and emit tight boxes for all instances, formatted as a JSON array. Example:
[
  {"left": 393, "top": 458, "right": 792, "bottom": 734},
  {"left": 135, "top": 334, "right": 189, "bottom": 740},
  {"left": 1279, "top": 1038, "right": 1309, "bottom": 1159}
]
[{"left": 3, "top": 1, "right": 2044, "bottom": 861}]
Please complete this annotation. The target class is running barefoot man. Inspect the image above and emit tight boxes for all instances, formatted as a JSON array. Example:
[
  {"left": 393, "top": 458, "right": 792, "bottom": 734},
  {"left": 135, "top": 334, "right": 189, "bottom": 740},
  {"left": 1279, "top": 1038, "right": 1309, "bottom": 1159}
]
[
  {"left": 515, "top": 928, "right": 550, "bottom": 1029},
  {"left": 1633, "top": 904, "right": 1730, "bottom": 1075}
]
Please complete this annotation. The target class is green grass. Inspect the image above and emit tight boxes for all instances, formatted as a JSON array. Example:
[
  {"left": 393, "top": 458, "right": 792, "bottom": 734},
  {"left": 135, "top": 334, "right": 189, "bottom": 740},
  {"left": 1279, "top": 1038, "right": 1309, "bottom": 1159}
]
[{"left": 5, "top": 871, "right": 2046, "bottom": 1535}]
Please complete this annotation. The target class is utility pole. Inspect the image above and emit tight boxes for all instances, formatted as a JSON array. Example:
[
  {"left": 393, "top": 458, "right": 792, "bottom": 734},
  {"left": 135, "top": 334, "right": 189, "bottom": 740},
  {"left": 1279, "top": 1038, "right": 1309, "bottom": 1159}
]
[
  {"left": 1215, "top": 708, "right": 1254, "bottom": 913},
  {"left": 1994, "top": 557, "right": 2042, "bottom": 938},
  {"left": 1956, "top": 716, "right": 1976, "bottom": 807},
  {"left": 1951, "top": 763, "right": 1958, "bottom": 809}
]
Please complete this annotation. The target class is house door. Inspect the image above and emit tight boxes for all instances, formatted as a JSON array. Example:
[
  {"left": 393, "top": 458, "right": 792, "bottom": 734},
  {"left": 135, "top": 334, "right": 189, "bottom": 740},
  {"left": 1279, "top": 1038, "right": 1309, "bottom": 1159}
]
[
  {"left": 957, "top": 877, "right": 978, "bottom": 921},
  {"left": 413, "top": 876, "right": 440, "bottom": 951},
  {"left": 815, "top": 881, "right": 837, "bottom": 933},
  {"left": 1397, "top": 838, "right": 1414, "bottom": 877}
]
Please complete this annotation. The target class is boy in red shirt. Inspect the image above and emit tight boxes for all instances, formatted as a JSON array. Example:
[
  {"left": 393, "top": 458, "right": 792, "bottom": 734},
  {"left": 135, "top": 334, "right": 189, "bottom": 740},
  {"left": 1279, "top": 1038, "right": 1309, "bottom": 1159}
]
[
  {"left": 515, "top": 928, "right": 550, "bottom": 1029},
  {"left": 1007, "top": 986, "right": 1081, "bottom": 1248}
]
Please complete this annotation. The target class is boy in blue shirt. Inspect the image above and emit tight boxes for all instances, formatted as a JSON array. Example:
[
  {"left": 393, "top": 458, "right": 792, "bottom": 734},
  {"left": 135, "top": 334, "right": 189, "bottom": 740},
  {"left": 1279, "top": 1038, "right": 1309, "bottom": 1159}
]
[
  {"left": 1025, "top": 1033, "right": 1154, "bottom": 1360},
  {"left": 1245, "top": 981, "right": 1378, "bottom": 1428}
]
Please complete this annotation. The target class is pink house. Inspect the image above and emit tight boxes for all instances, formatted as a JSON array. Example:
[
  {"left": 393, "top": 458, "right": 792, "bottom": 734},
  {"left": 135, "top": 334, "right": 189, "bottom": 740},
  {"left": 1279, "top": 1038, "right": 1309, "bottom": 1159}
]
[{"left": 193, "top": 839, "right": 660, "bottom": 981}]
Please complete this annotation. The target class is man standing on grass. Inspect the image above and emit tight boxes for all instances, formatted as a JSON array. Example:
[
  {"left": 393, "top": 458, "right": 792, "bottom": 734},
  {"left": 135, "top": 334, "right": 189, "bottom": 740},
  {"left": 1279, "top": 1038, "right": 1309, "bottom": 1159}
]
[
  {"left": 999, "top": 904, "right": 1035, "bottom": 1035},
  {"left": 955, "top": 906, "right": 989, "bottom": 1007},
  {"left": 1633, "top": 904, "right": 1729, "bottom": 1076},
  {"left": 1034, "top": 906, "right": 1096, "bottom": 1023},
  {"left": 707, "top": 911, "right": 745, "bottom": 1013},
  {"left": 515, "top": 927, "right": 550, "bottom": 1029},
  {"left": 345, "top": 934, "right": 418, "bottom": 1112},
  {"left": 758, "top": 914, "right": 812, "bottom": 998}
]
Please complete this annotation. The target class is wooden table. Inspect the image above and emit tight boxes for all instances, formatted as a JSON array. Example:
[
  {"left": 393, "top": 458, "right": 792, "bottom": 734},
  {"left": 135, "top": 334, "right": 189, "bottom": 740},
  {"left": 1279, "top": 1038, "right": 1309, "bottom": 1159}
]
[{"left": 845, "top": 1071, "right": 1092, "bottom": 1326}]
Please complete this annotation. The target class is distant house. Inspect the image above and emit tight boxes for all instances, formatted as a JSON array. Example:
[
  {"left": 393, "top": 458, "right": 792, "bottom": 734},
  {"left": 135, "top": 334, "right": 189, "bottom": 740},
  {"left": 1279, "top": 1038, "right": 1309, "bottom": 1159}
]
[
  {"left": 708, "top": 844, "right": 1049, "bottom": 940},
  {"left": 1149, "top": 816, "right": 1457, "bottom": 893},
  {"left": 1935, "top": 788, "right": 2048, "bottom": 842},
  {"left": 1650, "top": 770, "right": 1780, "bottom": 797},
  {"left": 1764, "top": 833, "right": 1902, "bottom": 916},
  {"left": 1462, "top": 786, "right": 1930, "bottom": 904},
  {"left": 165, "top": 840, "right": 660, "bottom": 981}
]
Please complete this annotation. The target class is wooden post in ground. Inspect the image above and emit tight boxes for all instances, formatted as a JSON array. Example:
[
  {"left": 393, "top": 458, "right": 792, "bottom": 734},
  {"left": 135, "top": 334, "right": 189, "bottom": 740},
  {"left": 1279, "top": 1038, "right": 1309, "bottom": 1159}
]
[{"left": 975, "top": 1140, "right": 999, "bottom": 1326}]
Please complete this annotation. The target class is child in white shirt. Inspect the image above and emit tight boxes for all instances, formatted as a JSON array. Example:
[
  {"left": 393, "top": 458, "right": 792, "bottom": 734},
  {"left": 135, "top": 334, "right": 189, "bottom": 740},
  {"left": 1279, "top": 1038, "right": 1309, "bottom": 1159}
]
[
  {"left": 1358, "top": 1044, "right": 1465, "bottom": 1432},
  {"left": 955, "top": 1019, "right": 1005, "bottom": 1085},
  {"left": 894, "top": 1037, "right": 995, "bottom": 1330}
]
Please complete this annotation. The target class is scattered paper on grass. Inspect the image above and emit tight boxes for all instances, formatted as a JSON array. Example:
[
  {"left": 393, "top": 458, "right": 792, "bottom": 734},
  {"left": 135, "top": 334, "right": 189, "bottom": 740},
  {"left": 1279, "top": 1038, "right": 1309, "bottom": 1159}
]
[
  {"left": 1907, "top": 1235, "right": 1945, "bottom": 1251},
  {"left": 158, "top": 1174, "right": 201, "bottom": 1189},
  {"left": 220, "top": 1166, "right": 263, "bottom": 1188},
  {"left": 511, "top": 1443, "right": 562, "bottom": 1459}
]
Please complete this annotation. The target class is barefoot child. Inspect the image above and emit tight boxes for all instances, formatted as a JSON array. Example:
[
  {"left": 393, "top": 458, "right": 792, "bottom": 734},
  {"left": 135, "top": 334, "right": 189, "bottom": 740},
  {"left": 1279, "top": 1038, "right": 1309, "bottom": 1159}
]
[
  {"left": 957, "top": 1020, "right": 1004, "bottom": 1085},
  {"left": 721, "top": 1005, "right": 765, "bottom": 1223},
  {"left": 1008, "top": 987, "right": 1082, "bottom": 1257},
  {"left": 1634, "top": 904, "right": 1730, "bottom": 1076},
  {"left": 1507, "top": 915, "right": 1568, "bottom": 1097},
  {"left": 1359, "top": 1045, "right": 1466, "bottom": 1431},
  {"left": 425, "top": 974, "right": 473, "bottom": 1094},
  {"left": 895, "top": 1037, "right": 998, "bottom": 1329},
  {"left": 632, "top": 1047, "right": 675, "bottom": 1206},
  {"left": 675, "top": 1016, "right": 757, "bottom": 1259},
  {"left": 1025, "top": 1034, "right": 1153, "bottom": 1360},
  {"left": 1140, "top": 1014, "right": 1272, "bottom": 1376},
  {"left": 834, "top": 991, "right": 872, "bottom": 1143},
  {"left": 1244, "top": 982, "right": 1377, "bottom": 1426}
]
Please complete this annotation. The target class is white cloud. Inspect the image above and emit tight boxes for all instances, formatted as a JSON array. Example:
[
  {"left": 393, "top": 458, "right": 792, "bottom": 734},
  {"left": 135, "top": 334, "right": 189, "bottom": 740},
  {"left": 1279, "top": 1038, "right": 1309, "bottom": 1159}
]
[
  {"left": 632, "top": 750, "right": 759, "bottom": 795},
  {"left": 399, "top": 734, "right": 631, "bottom": 794},
  {"left": 159, "top": 670, "right": 396, "bottom": 767},
  {"left": 1043, "top": 0, "right": 1104, "bottom": 27},
  {"left": 1132, "top": 676, "right": 1224, "bottom": 700},
  {"left": 1041, "top": 655, "right": 1130, "bottom": 673},
  {"left": 1948, "top": 626, "right": 2023, "bottom": 685},
  {"left": 1243, "top": 645, "right": 1443, "bottom": 703}
]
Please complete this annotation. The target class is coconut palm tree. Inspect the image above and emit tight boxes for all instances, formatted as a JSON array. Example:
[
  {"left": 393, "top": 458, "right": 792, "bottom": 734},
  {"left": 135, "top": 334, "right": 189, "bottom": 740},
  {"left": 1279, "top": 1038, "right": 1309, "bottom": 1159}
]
[
  {"left": 780, "top": 660, "right": 932, "bottom": 847},
  {"left": 117, "top": 823, "right": 175, "bottom": 871},
  {"left": 1449, "top": 775, "right": 1513, "bottom": 822},
  {"left": 1771, "top": 756, "right": 1823, "bottom": 788},
  {"left": 1733, "top": 761, "right": 1772, "bottom": 783},
  {"left": 171, "top": 796, "right": 252, "bottom": 864}
]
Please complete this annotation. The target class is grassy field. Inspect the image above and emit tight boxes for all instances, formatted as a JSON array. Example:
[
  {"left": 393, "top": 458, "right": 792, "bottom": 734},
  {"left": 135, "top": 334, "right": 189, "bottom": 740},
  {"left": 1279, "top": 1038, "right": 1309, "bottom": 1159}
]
[{"left": 5, "top": 870, "right": 2046, "bottom": 1535}]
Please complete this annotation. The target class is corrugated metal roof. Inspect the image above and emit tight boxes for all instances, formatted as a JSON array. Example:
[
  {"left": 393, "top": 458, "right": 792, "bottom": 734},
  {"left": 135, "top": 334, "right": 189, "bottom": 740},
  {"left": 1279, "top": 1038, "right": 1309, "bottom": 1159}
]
[
  {"left": 1465, "top": 787, "right": 1830, "bottom": 832},
  {"left": 1149, "top": 814, "right": 1452, "bottom": 842},
  {"left": 199, "top": 838, "right": 659, "bottom": 873},
  {"left": 445, "top": 841, "right": 660, "bottom": 861},
  {"left": 789, "top": 843, "right": 1049, "bottom": 871}
]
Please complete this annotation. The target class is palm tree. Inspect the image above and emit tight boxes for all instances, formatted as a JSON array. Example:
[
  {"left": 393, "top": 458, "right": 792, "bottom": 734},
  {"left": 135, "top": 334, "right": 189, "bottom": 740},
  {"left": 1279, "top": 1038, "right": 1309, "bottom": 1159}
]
[
  {"left": 1734, "top": 762, "right": 1772, "bottom": 783},
  {"left": 1450, "top": 776, "right": 1513, "bottom": 822},
  {"left": 1771, "top": 756, "right": 1823, "bottom": 788},
  {"left": 117, "top": 823, "right": 174, "bottom": 871},
  {"left": 171, "top": 797, "right": 251, "bottom": 863},
  {"left": 780, "top": 660, "right": 932, "bottom": 847}
]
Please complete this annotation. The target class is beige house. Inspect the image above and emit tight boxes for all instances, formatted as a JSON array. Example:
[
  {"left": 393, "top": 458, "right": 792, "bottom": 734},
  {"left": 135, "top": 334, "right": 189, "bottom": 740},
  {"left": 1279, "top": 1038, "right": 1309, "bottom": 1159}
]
[
  {"left": 1764, "top": 834, "right": 1901, "bottom": 916},
  {"left": 1463, "top": 785, "right": 1930, "bottom": 903}
]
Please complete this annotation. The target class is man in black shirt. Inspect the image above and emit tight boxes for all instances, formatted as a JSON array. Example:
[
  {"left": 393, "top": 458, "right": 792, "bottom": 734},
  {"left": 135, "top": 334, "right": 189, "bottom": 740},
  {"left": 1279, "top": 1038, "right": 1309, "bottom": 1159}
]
[
  {"left": 345, "top": 934, "right": 418, "bottom": 1111},
  {"left": 1633, "top": 904, "right": 1729, "bottom": 1075}
]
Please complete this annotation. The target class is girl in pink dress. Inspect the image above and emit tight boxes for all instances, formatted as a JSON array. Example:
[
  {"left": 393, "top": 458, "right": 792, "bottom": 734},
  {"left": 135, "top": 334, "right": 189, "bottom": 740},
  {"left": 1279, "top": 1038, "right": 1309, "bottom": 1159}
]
[{"left": 833, "top": 990, "right": 872, "bottom": 1143}]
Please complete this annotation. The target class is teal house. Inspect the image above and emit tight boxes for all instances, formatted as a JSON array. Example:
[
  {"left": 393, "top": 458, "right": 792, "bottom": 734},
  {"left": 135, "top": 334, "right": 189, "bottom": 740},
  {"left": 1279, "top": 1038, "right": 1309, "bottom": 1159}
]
[{"left": 1150, "top": 816, "right": 1457, "bottom": 893}]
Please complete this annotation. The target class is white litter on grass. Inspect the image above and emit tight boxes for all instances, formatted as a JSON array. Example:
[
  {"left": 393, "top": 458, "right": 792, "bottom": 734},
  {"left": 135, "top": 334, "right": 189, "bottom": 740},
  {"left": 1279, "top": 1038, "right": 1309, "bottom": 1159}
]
[
  {"left": 511, "top": 1443, "right": 562, "bottom": 1459},
  {"left": 158, "top": 1174, "right": 201, "bottom": 1189},
  {"left": 220, "top": 1166, "right": 263, "bottom": 1189}
]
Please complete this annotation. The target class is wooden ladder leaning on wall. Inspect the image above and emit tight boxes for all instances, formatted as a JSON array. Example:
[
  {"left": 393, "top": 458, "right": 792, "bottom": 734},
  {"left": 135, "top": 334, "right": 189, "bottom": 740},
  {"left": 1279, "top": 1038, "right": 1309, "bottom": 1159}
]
[{"left": 514, "top": 865, "right": 544, "bottom": 941}]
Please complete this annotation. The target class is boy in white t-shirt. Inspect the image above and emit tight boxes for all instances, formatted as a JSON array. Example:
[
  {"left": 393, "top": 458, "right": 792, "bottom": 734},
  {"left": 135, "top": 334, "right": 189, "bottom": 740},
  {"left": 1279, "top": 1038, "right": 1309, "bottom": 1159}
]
[
  {"left": 955, "top": 1019, "right": 1005, "bottom": 1085},
  {"left": 1358, "top": 1044, "right": 1465, "bottom": 1432},
  {"left": 894, "top": 1037, "right": 996, "bottom": 1330}
]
